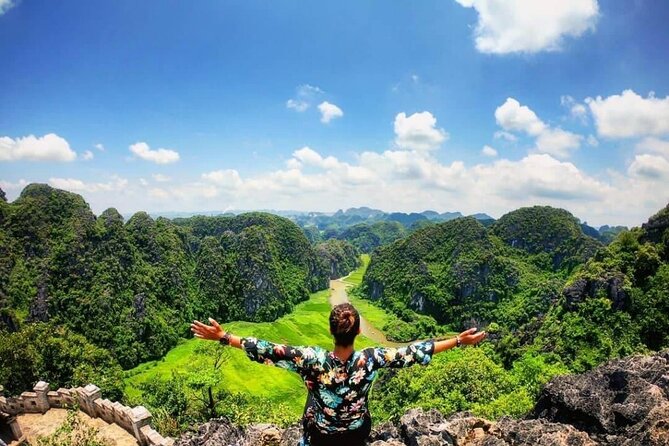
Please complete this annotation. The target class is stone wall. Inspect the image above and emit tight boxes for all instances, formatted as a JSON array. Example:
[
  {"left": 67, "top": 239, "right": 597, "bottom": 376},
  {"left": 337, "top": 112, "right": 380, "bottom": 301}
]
[{"left": 0, "top": 381, "right": 173, "bottom": 446}]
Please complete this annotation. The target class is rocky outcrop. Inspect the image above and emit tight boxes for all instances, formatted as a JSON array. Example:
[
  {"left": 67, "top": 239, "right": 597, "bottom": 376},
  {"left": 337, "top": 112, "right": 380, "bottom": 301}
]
[
  {"left": 175, "top": 410, "right": 596, "bottom": 446},
  {"left": 532, "top": 350, "right": 669, "bottom": 445},
  {"left": 642, "top": 203, "right": 669, "bottom": 245},
  {"left": 563, "top": 272, "right": 630, "bottom": 311},
  {"left": 175, "top": 351, "right": 669, "bottom": 446}
]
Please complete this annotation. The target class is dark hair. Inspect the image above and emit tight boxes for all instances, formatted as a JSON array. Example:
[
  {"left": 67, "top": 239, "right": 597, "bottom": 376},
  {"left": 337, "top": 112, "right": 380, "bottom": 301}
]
[{"left": 329, "top": 303, "right": 360, "bottom": 346}]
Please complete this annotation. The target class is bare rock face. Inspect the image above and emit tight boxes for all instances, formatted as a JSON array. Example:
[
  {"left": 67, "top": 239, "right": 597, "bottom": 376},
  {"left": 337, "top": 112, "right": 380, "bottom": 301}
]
[
  {"left": 532, "top": 350, "right": 669, "bottom": 445},
  {"left": 562, "top": 273, "right": 629, "bottom": 311},
  {"left": 176, "top": 351, "right": 669, "bottom": 446}
]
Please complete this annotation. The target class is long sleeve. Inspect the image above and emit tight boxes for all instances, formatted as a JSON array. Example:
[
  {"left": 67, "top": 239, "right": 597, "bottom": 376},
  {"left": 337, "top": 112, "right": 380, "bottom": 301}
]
[
  {"left": 240, "top": 337, "right": 324, "bottom": 373},
  {"left": 366, "top": 339, "right": 435, "bottom": 370}
]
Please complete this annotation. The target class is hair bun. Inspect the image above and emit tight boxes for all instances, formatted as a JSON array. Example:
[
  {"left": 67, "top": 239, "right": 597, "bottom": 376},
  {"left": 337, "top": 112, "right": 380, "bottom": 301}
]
[
  {"left": 339, "top": 310, "right": 355, "bottom": 331},
  {"left": 329, "top": 303, "right": 360, "bottom": 345}
]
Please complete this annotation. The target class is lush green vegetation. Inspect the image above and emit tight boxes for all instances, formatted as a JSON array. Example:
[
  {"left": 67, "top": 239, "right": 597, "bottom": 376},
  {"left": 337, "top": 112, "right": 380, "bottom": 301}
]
[
  {"left": 370, "top": 346, "right": 569, "bottom": 422},
  {"left": 315, "top": 239, "right": 361, "bottom": 279},
  {"left": 489, "top": 206, "right": 601, "bottom": 271},
  {"left": 0, "top": 323, "right": 125, "bottom": 400},
  {"left": 3, "top": 183, "right": 669, "bottom": 436},
  {"left": 336, "top": 221, "right": 407, "bottom": 253},
  {"left": 364, "top": 203, "right": 669, "bottom": 421},
  {"left": 0, "top": 185, "right": 337, "bottom": 372}
]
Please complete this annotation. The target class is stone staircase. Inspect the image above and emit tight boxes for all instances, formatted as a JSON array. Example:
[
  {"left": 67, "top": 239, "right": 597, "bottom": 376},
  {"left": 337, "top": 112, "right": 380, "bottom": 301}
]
[{"left": 0, "top": 381, "right": 172, "bottom": 446}]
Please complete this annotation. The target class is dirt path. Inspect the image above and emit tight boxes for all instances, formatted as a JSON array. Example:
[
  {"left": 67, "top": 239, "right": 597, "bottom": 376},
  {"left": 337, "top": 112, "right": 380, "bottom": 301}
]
[
  {"left": 329, "top": 278, "right": 404, "bottom": 347},
  {"left": 17, "top": 408, "right": 139, "bottom": 446}
]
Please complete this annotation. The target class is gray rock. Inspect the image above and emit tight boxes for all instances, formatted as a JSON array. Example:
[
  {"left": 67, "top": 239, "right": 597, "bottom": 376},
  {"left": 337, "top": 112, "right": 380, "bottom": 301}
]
[{"left": 533, "top": 350, "right": 669, "bottom": 445}]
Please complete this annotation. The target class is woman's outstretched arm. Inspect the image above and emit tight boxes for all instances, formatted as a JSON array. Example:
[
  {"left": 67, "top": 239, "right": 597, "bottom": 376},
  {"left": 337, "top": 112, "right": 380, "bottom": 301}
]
[
  {"left": 366, "top": 327, "right": 487, "bottom": 370},
  {"left": 191, "top": 318, "right": 314, "bottom": 372},
  {"left": 433, "top": 327, "right": 487, "bottom": 354},
  {"left": 191, "top": 318, "right": 242, "bottom": 347}
]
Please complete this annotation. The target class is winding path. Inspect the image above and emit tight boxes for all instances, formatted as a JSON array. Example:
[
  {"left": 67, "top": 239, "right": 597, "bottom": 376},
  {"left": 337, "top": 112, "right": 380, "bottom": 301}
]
[{"left": 328, "top": 278, "right": 404, "bottom": 347}]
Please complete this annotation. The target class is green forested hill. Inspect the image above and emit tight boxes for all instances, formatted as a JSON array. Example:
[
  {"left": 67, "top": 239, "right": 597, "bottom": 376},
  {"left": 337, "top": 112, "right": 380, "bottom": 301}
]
[
  {"left": 489, "top": 206, "right": 601, "bottom": 270},
  {"left": 336, "top": 221, "right": 406, "bottom": 253},
  {"left": 315, "top": 239, "right": 360, "bottom": 279},
  {"left": 362, "top": 203, "right": 669, "bottom": 371},
  {"left": 367, "top": 203, "right": 669, "bottom": 422},
  {"left": 363, "top": 216, "right": 552, "bottom": 333},
  {"left": 0, "top": 184, "right": 338, "bottom": 375}
]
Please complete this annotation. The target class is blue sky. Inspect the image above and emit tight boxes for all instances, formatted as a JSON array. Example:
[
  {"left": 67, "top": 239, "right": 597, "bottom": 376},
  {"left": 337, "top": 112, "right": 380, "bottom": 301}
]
[{"left": 1, "top": 0, "right": 669, "bottom": 226}]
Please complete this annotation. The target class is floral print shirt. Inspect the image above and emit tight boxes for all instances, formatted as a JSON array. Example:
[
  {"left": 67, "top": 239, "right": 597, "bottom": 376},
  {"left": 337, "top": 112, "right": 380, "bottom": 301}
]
[{"left": 240, "top": 337, "right": 435, "bottom": 444}]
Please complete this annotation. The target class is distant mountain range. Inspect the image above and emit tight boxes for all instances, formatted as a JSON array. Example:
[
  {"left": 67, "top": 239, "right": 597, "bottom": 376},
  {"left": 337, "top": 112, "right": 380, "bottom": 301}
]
[{"left": 138, "top": 207, "right": 624, "bottom": 244}]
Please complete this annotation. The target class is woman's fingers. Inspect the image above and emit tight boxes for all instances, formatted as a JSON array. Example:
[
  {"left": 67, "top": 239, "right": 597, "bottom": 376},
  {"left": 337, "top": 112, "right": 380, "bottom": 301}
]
[
  {"left": 193, "top": 320, "right": 211, "bottom": 330},
  {"left": 461, "top": 330, "right": 487, "bottom": 345},
  {"left": 209, "top": 318, "right": 221, "bottom": 329}
]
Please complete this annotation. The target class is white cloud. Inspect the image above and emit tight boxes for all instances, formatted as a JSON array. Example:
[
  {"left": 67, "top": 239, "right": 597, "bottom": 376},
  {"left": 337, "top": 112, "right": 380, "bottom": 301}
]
[
  {"left": 562, "top": 95, "right": 589, "bottom": 123},
  {"left": 297, "top": 84, "right": 323, "bottom": 96},
  {"left": 0, "top": 179, "right": 28, "bottom": 190},
  {"left": 139, "top": 178, "right": 149, "bottom": 186},
  {"left": 394, "top": 111, "right": 448, "bottom": 151},
  {"left": 292, "top": 146, "right": 340, "bottom": 169},
  {"left": 571, "top": 103, "right": 587, "bottom": 120},
  {"left": 48, "top": 176, "right": 128, "bottom": 193},
  {"left": 482, "top": 145, "right": 498, "bottom": 157},
  {"left": 149, "top": 188, "right": 170, "bottom": 199},
  {"left": 285, "top": 158, "right": 302, "bottom": 169},
  {"left": 587, "top": 135, "right": 599, "bottom": 147},
  {"left": 0, "top": 0, "right": 15, "bottom": 15},
  {"left": 472, "top": 153, "right": 610, "bottom": 201},
  {"left": 129, "top": 142, "right": 180, "bottom": 164},
  {"left": 535, "top": 128, "right": 583, "bottom": 158},
  {"left": 494, "top": 131, "right": 517, "bottom": 142},
  {"left": 152, "top": 174, "right": 171, "bottom": 182},
  {"left": 286, "top": 99, "right": 309, "bottom": 112},
  {"left": 636, "top": 137, "right": 669, "bottom": 158},
  {"left": 201, "top": 169, "right": 243, "bottom": 188},
  {"left": 82, "top": 150, "right": 94, "bottom": 161},
  {"left": 318, "top": 101, "right": 344, "bottom": 123},
  {"left": 495, "top": 98, "right": 582, "bottom": 158},
  {"left": 495, "top": 98, "right": 546, "bottom": 136},
  {"left": 95, "top": 143, "right": 105, "bottom": 151},
  {"left": 0, "top": 134, "right": 77, "bottom": 162},
  {"left": 628, "top": 154, "right": 669, "bottom": 180},
  {"left": 586, "top": 90, "right": 669, "bottom": 138},
  {"left": 286, "top": 84, "right": 324, "bottom": 113},
  {"left": 454, "top": 0, "right": 599, "bottom": 54}
]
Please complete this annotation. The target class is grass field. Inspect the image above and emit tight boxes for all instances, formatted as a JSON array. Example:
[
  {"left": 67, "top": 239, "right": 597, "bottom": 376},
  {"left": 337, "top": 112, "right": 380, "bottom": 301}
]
[
  {"left": 343, "top": 254, "right": 397, "bottom": 333},
  {"left": 124, "top": 254, "right": 409, "bottom": 421},
  {"left": 124, "top": 289, "right": 377, "bottom": 417},
  {"left": 341, "top": 253, "right": 370, "bottom": 286}
]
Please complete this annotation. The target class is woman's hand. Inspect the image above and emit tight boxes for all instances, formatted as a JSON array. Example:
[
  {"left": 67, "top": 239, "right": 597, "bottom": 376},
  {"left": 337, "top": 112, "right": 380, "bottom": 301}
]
[
  {"left": 458, "top": 327, "right": 487, "bottom": 346},
  {"left": 191, "top": 318, "right": 225, "bottom": 341}
]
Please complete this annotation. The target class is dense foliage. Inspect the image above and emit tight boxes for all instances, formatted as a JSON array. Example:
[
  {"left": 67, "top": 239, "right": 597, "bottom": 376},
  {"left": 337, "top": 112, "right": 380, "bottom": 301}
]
[
  {"left": 3, "top": 183, "right": 667, "bottom": 434},
  {"left": 489, "top": 206, "right": 601, "bottom": 271},
  {"left": 363, "top": 216, "right": 545, "bottom": 335},
  {"left": 336, "top": 221, "right": 406, "bottom": 253},
  {"left": 366, "top": 203, "right": 669, "bottom": 420},
  {"left": 291, "top": 207, "right": 493, "bottom": 253},
  {"left": 315, "top": 239, "right": 361, "bottom": 279},
  {"left": 0, "top": 323, "right": 124, "bottom": 400},
  {"left": 0, "top": 184, "right": 335, "bottom": 373},
  {"left": 370, "top": 346, "right": 569, "bottom": 423}
]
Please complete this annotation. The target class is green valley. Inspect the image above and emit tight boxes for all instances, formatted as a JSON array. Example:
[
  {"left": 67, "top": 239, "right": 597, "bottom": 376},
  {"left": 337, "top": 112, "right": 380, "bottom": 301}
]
[{"left": 3, "top": 184, "right": 669, "bottom": 441}]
